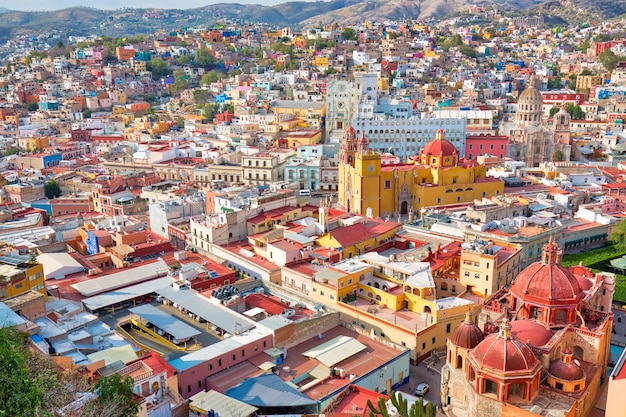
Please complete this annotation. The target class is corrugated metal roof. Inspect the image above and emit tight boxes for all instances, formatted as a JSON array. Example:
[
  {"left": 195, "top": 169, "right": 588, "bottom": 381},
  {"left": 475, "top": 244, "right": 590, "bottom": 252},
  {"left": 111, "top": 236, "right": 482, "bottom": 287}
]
[
  {"left": 309, "top": 363, "right": 330, "bottom": 380},
  {"left": 0, "top": 302, "right": 26, "bottom": 328},
  {"left": 225, "top": 373, "right": 317, "bottom": 407},
  {"left": 189, "top": 390, "right": 258, "bottom": 417},
  {"left": 156, "top": 285, "right": 255, "bottom": 335},
  {"left": 71, "top": 259, "right": 169, "bottom": 296},
  {"left": 129, "top": 304, "right": 200, "bottom": 341},
  {"left": 81, "top": 276, "right": 174, "bottom": 311},
  {"left": 302, "top": 335, "right": 367, "bottom": 367}
]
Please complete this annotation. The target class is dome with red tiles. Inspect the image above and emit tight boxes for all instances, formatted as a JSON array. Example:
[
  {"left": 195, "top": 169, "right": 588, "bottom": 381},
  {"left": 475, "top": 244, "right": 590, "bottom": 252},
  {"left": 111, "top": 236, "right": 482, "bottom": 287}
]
[
  {"left": 450, "top": 312, "right": 484, "bottom": 349},
  {"left": 422, "top": 129, "right": 458, "bottom": 157},
  {"left": 511, "top": 242, "right": 582, "bottom": 303},
  {"left": 420, "top": 129, "right": 459, "bottom": 167},
  {"left": 548, "top": 348, "right": 585, "bottom": 382},
  {"left": 470, "top": 319, "right": 540, "bottom": 374},
  {"left": 511, "top": 320, "right": 553, "bottom": 347}
]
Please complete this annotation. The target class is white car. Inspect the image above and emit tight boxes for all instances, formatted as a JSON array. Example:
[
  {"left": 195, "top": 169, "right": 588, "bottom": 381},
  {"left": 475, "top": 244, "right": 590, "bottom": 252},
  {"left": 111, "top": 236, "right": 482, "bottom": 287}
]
[{"left": 415, "top": 383, "right": 430, "bottom": 396}]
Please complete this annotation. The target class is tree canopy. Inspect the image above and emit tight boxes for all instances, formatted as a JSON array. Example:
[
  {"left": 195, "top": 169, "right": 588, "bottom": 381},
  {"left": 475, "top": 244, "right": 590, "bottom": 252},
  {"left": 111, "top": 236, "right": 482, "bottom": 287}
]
[
  {"left": 343, "top": 28, "right": 357, "bottom": 41},
  {"left": 599, "top": 49, "right": 619, "bottom": 73},
  {"left": 147, "top": 58, "right": 171, "bottom": 81},
  {"left": 45, "top": 179, "right": 62, "bottom": 199}
]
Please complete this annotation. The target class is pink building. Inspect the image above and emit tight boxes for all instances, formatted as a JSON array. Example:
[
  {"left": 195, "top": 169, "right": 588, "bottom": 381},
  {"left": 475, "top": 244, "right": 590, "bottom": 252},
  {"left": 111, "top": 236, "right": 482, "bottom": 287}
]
[
  {"left": 171, "top": 328, "right": 273, "bottom": 399},
  {"left": 465, "top": 135, "right": 509, "bottom": 160}
]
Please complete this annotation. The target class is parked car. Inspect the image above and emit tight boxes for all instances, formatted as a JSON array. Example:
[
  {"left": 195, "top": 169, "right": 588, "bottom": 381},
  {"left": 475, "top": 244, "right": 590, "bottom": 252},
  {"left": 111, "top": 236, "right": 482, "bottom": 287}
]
[{"left": 415, "top": 383, "right": 430, "bottom": 396}]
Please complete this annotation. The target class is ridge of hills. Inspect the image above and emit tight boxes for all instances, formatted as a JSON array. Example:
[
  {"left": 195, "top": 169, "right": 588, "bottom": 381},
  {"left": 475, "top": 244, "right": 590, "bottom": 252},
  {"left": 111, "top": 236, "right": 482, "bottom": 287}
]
[{"left": 0, "top": 0, "right": 624, "bottom": 44}]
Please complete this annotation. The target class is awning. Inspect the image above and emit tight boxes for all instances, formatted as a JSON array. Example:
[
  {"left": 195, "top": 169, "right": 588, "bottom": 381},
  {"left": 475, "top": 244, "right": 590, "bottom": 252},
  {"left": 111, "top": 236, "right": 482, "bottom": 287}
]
[
  {"left": 258, "top": 361, "right": 275, "bottom": 371},
  {"left": 302, "top": 335, "right": 367, "bottom": 367},
  {"left": 189, "top": 390, "right": 258, "bottom": 417}
]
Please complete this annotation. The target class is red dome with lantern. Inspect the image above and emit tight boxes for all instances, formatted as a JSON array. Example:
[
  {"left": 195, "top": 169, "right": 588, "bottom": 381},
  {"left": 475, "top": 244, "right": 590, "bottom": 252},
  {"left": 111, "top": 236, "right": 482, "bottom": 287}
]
[
  {"left": 450, "top": 311, "right": 484, "bottom": 349},
  {"left": 510, "top": 241, "right": 583, "bottom": 306},
  {"left": 470, "top": 318, "right": 540, "bottom": 375},
  {"left": 419, "top": 129, "right": 459, "bottom": 168}
]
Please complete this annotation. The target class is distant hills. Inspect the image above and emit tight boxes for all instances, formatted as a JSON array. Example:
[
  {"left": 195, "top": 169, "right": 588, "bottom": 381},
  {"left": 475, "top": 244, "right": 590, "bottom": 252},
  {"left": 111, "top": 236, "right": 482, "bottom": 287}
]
[{"left": 0, "top": 0, "right": 624, "bottom": 44}]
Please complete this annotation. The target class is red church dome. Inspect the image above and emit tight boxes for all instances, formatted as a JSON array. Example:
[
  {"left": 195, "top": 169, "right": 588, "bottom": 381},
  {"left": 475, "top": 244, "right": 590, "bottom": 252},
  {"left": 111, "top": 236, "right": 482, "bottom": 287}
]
[
  {"left": 548, "top": 348, "right": 585, "bottom": 381},
  {"left": 421, "top": 129, "right": 458, "bottom": 158},
  {"left": 511, "top": 320, "right": 553, "bottom": 347},
  {"left": 470, "top": 318, "right": 540, "bottom": 374},
  {"left": 511, "top": 242, "right": 582, "bottom": 302},
  {"left": 450, "top": 312, "right": 484, "bottom": 349}
]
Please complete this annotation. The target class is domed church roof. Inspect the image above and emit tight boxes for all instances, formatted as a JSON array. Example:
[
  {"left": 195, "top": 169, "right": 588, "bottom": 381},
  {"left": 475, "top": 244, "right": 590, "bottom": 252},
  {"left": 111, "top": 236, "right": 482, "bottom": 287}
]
[
  {"left": 450, "top": 311, "right": 484, "bottom": 349},
  {"left": 510, "top": 241, "right": 582, "bottom": 303},
  {"left": 470, "top": 318, "right": 540, "bottom": 374}
]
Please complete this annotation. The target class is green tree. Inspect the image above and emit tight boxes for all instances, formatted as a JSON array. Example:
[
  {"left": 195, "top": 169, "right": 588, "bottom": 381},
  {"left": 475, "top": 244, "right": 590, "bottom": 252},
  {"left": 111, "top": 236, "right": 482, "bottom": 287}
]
[
  {"left": 44, "top": 179, "right": 62, "bottom": 199},
  {"left": 580, "top": 69, "right": 594, "bottom": 76},
  {"left": 553, "top": 150, "right": 564, "bottom": 161},
  {"left": 170, "top": 69, "right": 189, "bottom": 95},
  {"left": 0, "top": 327, "right": 45, "bottom": 415},
  {"left": 176, "top": 54, "right": 194, "bottom": 66},
  {"left": 611, "top": 219, "right": 626, "bottom": 249},
  {"left": 342, "top": 27, "right": 357, "bottom": 41},
  {"left": 201, "top": 70, "right": 224, "bottom": 85},
  {"left": 599, "top": 49, "right": 619, "bottom": 73},
  {"left": 147, "top": 58, "right": 171, "bottom": 81},
  {"left": 27, "top": 102, "right": 39, "bottom": 112},
  {"left": 195, "top": 47, "right": 216, "bottom": 68},
  {"left": 578, "top": 38, "right": 591, "bottom": 52},
  {"left": 83, "top": 373, "right": 139, "bottom": 417},
  {"left": 193, "top": 89, "right": 211, "bottom": 104},
  {"left": 566, "top": 103, "right": 585, "bottom": 120},
  {"left": 459, "top": 44, "right": 476, "bottom": 58},
  {"left": 83, "top": 108, "right": 92, "bottom": 118},
  {"left": 549, "top": 107, "right": 560, "bottom": 117},
  {"left": 567, "top": 74, "right": 577, "bottom": 90},
  {"left": 550, "top": 75, "right": 562, "bottom": 89}
]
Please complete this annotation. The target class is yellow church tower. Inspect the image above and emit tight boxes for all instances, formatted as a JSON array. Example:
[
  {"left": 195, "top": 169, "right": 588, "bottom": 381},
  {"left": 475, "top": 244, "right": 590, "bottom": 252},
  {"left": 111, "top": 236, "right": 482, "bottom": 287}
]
[{"left": 338, "top": 128, "right": 504, "bottom": 218}]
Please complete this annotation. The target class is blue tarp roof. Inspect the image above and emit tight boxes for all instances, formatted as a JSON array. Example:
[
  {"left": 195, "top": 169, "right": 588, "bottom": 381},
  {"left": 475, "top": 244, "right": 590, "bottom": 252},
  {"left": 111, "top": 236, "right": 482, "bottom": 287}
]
[{"left": 225, "top": 374, "right": 317, "bottom": 407}]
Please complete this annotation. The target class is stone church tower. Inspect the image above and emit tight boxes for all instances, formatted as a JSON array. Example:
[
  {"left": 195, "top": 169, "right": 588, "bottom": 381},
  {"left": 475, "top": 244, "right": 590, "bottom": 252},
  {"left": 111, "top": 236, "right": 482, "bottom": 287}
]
[
  {"left": 506, "top": 78, "right": 555, "bottom": 167},
  {"left": 552, "top": 104, "right": 572, "bottom": 162}
]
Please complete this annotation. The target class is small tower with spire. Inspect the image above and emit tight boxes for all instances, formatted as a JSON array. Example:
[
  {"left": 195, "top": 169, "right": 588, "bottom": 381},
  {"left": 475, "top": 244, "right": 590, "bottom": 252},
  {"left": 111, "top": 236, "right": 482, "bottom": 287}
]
[
  {"left": 357, "top": 131, "right": 369, "bottom": 156},
  {"left": 339, "top": 125, "right": 358, "bottom": 167}
]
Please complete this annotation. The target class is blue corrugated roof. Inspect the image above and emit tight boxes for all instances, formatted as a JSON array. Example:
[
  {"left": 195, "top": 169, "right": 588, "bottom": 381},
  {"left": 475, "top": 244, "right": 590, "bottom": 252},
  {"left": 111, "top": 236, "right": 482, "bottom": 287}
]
[{"left": 225, "top": 374, "right": 317, "bottom": 407}]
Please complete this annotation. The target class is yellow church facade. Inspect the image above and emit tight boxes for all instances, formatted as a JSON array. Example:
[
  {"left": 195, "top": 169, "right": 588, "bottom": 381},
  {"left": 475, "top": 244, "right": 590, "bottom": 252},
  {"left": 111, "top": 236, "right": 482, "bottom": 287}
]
[{"left": 338, "top": 127, "right": 504, "bottom": 218}]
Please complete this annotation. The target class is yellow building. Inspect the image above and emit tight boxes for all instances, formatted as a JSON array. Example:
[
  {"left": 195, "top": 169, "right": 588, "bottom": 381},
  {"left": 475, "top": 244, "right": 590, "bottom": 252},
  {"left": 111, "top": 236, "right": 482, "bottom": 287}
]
[
  {"left": 312, "top": 253, "right": 476, "bottom": 362},
  {"left": 459, "top": 240, "right": 523, "bottom": 298},
  {"left": 0, "top": 255, "right": 46, "bottom": 301},
  {"left": 338, "top": 127, "right": 504, "bottom": 218},
  {"left": 26, "top": 137, "right": 50, "bottom": 151},
  {"left": 314, "top": 56, "right": 329, "bottom": 69},
  {"left": 284, "top": 130, "right": 322, "bottom": 148},
  {"left": 576, "top": 74, "right": 603, "bottom": 91},
  {"left": 314, "top": 217, "right": 401, "bottom": 260}
]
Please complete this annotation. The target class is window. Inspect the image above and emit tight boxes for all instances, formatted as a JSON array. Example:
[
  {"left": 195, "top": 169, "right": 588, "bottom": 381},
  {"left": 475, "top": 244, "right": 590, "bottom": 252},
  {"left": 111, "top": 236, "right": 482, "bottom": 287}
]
[
  {"left": 422, "top": 342, "right": 426, "bottom": 350},
  {"left": 446, "top": 323, "right": 451, "bottom": 333},
  {"left": 530, "top": 307, "right": 542, "bottom": 319},
  {"left": 198, "top": 380, "right": 202, "bottom": 388},
  {"left": 464, "top": 271, "right": 470, "bottom": 277},
  {"left": 187, "top": 385, "right": 191, "bottom": 393},
  {"left": 241, "top": 349, "right": 245, "bottom": 357},
  {"left": 209, "top": 363, "right": 213, "bottom": 370},
  {"left": 441, "top": 282, "right": 448, "bottom": 291},
  {"left": 432, "top": 337, "right": 436, "bottom": 344},
  {"left": 555, "top": 382, "right": 564, "bottom": 390},
  {"left": 474, "top": 273, "right": 480, "bottom": 279},
  {"left": 384, "top": 180, "right": 391, "bottom": 189}
]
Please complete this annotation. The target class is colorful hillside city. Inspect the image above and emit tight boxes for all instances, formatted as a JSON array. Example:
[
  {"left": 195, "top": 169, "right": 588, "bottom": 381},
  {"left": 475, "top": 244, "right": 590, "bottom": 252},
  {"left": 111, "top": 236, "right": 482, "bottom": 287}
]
[{"left": 1, "top": 7, "right": 626, "bottom": 417}]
